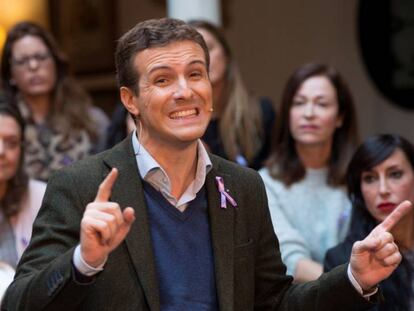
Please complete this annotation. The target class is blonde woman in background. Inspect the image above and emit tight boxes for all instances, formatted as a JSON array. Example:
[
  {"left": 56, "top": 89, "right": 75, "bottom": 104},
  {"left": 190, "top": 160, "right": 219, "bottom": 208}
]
[{"left": 189, "top": 20, "right": 276, "bottom": 170}]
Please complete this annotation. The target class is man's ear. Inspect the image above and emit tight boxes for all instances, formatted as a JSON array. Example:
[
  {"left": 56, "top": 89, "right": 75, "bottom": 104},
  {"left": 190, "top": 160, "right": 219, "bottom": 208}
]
[{"left": 120, "top": 86, "right": 140, "bottom": 116}]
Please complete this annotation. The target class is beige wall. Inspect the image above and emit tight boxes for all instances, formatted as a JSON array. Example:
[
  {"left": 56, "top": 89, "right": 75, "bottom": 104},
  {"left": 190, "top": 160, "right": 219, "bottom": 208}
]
[
  {"left": 117, "top": 0, "right": 166, "bottom": 34},
  {"left": 117, "top": 0, "right": 414, "bottom": 141},
  {"left": 0, "top": 0, "right": 49, "bottom": 52}
]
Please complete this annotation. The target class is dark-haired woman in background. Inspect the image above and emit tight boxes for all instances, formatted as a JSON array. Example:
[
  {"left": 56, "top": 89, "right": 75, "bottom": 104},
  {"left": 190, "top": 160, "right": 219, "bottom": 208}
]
[
  {"left": 0, "top": 103, "right": 46, "bottom": 272},
  {"left": 105, "top": 102, "right": 135, "bottom": 149},
  {"left": 260, "top": 63, "right": 359, "bottom": 282},
  {"left": 324, "top": 134, "right": 414, "bottom": 310},
  {"left": 1, "top": 22, "right": 109, "bottom": 181},
  {"left": 188, "top": 20, "right": 275, "bottom": 170}
]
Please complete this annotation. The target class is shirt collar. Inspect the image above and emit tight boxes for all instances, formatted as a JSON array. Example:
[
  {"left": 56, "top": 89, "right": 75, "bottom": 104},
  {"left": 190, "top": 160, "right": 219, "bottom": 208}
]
[
  {"left": 132, "top": 131, "right": 162, "bottom": 179},
  {"left": 193, "top": 138, "right": 213, "bottom": 193},
  {"left": 131, "top": 131, "right": 212, "bottom": 202}
]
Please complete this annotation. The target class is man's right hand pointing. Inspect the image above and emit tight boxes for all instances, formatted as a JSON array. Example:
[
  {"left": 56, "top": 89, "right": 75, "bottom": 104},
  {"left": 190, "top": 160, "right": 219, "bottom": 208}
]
[{"left": 80, "top": 168, "right": 135, "bottom": 267}]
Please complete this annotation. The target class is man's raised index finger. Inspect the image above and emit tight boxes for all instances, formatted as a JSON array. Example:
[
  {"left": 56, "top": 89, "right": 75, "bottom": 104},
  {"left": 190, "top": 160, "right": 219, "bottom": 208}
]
[
  {"left": 95, "top": 168, "right": 118, "bottom": 202},
  {"left": 378, "top": 200, "right": 412, "bottom": 233}
]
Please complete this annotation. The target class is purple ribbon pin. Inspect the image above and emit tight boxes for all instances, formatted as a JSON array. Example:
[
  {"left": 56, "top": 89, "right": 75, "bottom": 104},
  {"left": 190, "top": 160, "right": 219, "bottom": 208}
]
[
  {"left": 215, "top": 176, "right": 237, "bottom": 209},
  {"left": 21, "top": 237, "right": 29, "bottom": 247}
]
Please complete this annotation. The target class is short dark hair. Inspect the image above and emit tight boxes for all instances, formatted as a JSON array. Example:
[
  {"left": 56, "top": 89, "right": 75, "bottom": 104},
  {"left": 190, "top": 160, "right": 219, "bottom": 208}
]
[
  {"left": 266, "top": 63, "right": 359, "bottom": 186},
  {"left": 0, "top": 102, "right": 28, "bottom": 217},
  {"left": 347, "top": 134, "right": 414, "bottom": 223},
  {"left": 115, "top": 18, "right": 209, "bottom": 94}
]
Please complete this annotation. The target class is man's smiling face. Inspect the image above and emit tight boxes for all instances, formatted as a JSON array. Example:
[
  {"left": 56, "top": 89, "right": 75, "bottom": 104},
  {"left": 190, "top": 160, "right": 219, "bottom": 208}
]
[{"left": 126, "top": 40, "right": 213, "bottom": 149}]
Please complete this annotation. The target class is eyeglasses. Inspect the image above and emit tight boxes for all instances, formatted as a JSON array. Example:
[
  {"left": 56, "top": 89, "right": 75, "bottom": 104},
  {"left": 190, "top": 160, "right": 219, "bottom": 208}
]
[{"left": 11, "top": 52, "right": 51, "bottom": 69}]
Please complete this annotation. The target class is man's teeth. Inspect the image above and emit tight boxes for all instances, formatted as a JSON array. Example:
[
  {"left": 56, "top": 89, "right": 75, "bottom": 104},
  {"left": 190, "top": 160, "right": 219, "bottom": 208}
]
[{"left": 170, "top": 109, "right": 197, "bottom": 119}]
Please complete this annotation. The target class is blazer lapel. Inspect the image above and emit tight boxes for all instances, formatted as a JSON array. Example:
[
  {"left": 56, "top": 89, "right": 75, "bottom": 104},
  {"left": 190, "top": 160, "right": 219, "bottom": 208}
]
[
  {"left": 103, "top": 137, "right": 160, "bottom": 311},
  {"left": 206, "top": 163, "right": 235, "bottom": 311}
]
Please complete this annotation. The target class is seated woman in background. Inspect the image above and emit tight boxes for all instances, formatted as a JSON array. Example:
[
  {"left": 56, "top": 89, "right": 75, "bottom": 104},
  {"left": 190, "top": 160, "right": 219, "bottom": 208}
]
[
  {"left": 0, "top": 22, "right": 109, "bottom": 181},
  {"left": 324, "top": 134, "right": 414, "bottom": 310},
  {"left": 188, "top": 20, "right": 276, "bottom": 170},
  {"left": 259, "top": 63, "right": 359, "bottom": 282},
  {"left": 105, "top": 102, "right": 136, "bottom": 149},
  {"left": 0, "top": 261, "right": 15, "bottom": 302},
  {"left": 0, "top": 103, "right": 46, "bottom": 270}
]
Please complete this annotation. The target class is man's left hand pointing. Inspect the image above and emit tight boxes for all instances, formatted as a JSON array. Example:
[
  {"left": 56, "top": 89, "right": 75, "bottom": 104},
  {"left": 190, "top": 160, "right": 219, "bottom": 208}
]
[{"left": 350, "top": 200, "right": 412, "bottom": 291}]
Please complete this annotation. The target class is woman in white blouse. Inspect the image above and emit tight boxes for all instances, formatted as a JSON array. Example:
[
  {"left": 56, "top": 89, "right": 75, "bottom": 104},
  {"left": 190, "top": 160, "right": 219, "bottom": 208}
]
[
  {"left": 0, "top": 103, "right": 46, "bottom": 299},
  {"left": 259, "top": 63, "right": 359, "bottom": 282}
]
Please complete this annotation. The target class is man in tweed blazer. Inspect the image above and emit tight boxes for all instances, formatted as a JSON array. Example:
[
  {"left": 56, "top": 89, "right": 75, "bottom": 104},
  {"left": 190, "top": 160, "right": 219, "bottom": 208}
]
[{"left": 2, "top": 18, "right": 410, "bottom": 311}]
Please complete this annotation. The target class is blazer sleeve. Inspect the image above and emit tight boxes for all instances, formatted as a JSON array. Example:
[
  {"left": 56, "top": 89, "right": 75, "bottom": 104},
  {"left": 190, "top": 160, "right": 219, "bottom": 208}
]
[
  {"left": 253, "top": 173, "right": 377, "bottom": 311},
  {"left": 2, "top": 168, "right": 99, "bottom": 311}
]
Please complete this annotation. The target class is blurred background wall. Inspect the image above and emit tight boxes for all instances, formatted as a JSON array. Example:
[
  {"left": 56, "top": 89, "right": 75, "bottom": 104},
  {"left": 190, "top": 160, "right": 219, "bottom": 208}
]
[{"left": 0, "top": 0, "right": 413, "bottom": 141}]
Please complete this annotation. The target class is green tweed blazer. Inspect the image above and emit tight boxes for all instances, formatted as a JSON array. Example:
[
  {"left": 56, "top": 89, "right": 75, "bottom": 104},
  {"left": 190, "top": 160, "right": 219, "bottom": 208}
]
[{"left": 2, "top": 135, "right": 375, "bottom": 310}]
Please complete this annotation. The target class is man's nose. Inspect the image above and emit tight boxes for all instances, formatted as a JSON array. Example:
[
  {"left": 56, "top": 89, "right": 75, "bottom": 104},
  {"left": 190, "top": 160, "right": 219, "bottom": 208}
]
[
  {"left": 173, "top": 78, "right": 193, "bottom": 100},
  {"left": 0, "top": 139, "right": 5, "bottom": 155}
]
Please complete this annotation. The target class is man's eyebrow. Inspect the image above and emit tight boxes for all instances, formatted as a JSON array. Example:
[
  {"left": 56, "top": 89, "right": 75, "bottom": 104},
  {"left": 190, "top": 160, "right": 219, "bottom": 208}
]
[
  {"left": 188, "top": 60, "right": 206, "bottom": 67},
  {"left": 148, "top": 59, "right": 207, "bottom": 75},
  {"left": 148, "top": 65, "right": 171, "bottom": 75}
]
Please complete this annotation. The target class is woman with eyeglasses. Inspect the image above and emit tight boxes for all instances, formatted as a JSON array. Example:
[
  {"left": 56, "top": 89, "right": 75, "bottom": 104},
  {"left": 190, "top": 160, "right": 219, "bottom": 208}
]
[
  {"left": 324, "top": 134, "right": 414, "bottom": 310},
  {"left": 0, "top": 103, "right": 46, "bottom": 299},
  {"left": 0, "top": 22, "right": 109, "bottom": 181}
]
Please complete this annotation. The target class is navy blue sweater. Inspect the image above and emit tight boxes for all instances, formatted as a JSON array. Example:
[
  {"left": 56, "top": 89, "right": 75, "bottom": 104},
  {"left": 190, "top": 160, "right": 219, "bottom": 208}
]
[{"left": 143, "top": 182, "right": 219, "bottom": 311}]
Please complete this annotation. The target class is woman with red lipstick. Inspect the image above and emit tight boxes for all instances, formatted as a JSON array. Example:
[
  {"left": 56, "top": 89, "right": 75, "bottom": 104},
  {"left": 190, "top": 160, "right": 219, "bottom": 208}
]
[
  {"left": 259, "top": 63, "right": 359, "bottom": 282},
  {"left": 324, "top": 134, "right": 414, "bottom": 310},
  {"left": 0, "top": 22, "right": 109, "bottom": 181}
]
